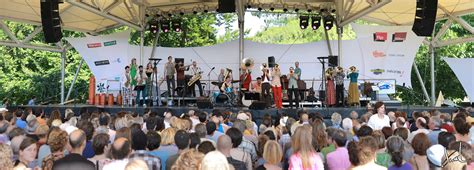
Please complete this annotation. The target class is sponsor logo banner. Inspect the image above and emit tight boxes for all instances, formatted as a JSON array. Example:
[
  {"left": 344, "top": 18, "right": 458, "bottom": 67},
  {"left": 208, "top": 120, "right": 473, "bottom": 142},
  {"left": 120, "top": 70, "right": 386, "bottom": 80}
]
[
  {"left": 87, "top": 43, "right": 102, "bottom": 48},
  {"left": 94, "top": 60, "right": 110, "bottom": 66},
  {"left": 373, "top": 32, "right": 388, "bottom": 42},
  {"left": 104, "top": 40, "right": 117, "bottom": 46},
  {"left": 392, "top": 32, "right": 407, "bottom": 42}
]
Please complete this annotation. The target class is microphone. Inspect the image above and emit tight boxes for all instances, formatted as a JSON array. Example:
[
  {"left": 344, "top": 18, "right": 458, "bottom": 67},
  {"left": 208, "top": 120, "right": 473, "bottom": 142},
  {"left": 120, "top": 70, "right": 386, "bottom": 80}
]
[{"left": 211, "top": 67, "right": 215, "bottom": 70}]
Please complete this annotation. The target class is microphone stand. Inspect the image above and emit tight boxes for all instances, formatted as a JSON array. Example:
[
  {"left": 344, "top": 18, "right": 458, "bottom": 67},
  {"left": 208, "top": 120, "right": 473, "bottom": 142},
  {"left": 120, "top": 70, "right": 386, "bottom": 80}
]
[{"left": 207, "top": 68, "right": 215, "bottom": 97}]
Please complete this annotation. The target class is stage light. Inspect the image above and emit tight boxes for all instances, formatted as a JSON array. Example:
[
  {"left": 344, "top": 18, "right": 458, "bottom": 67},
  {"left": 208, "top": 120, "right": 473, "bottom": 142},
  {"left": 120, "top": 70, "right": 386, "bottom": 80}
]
[
  {"left": 307, "top": 9, "right": 312, "bottom": 13},
  {"left": 160, "top": 20, "right": 170, "bottom": 33},
  {"left": 311, "top": 16, "right": 321, "bottom": 30},
  {"left": 299, "top": 16, "right": 309, "bottom": 29},
  {"left": 295, "top": 8, "right": 299, "bottom": 12},
  {"left": 283, "top": 8, "right": 288, "bottom": 12},
  {"left": 323, "top": 15, "right": 334, "bottom": 30},
  {"left": 193, "top": 11, "right": 198, "bottom": 14},
  {"left": 148, "top": 20, "right": 159, "bottom": 33},
  {"left": 247, "top": 5, "right": 252, "bottom": 8},
  {"left": 204, "top": 9, "right": 208, "bottom": 13},
  {"left": 172, "top": 20, "right": 181, "bottom": 32},
  {"left": 270, "top": 7, "right": 274, "bottom": 11},
  {"left": 258, "top": 7, "right": 262, "bottom": 11},
  {"left": 179, "top": 12, "right": 184, "bottom": 16}
]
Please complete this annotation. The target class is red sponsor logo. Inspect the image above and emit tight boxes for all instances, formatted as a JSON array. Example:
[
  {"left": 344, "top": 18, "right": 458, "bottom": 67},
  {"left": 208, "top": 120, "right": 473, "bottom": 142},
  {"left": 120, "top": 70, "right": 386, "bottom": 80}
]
[
  {"left": 87, "top": 43, "right": 102, "bottom": 48},
  {"left": 392, "top": 32, "right": 407, "bottom": 42},
  {"left": 373, "top": 32, "right": 387, "bottom": 42},
  {"left": 372, "top": 50, "right": 386, "bottom": 58}
]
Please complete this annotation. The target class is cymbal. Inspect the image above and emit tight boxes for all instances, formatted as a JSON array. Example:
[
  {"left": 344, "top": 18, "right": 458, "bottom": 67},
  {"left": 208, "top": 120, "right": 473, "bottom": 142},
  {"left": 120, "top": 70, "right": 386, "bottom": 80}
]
[{"left": 231, "top": 80, "right": 240, "bottom": 83}]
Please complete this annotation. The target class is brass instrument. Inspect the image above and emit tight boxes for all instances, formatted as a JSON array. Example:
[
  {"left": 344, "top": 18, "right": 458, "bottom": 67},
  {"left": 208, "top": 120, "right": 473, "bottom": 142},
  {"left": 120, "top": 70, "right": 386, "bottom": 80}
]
[
  {"left": 187, "top": 71, "right": 203, "bottom": 86},
  {"left": 241, "top": 58, "right": 255, "bottom": 69}
]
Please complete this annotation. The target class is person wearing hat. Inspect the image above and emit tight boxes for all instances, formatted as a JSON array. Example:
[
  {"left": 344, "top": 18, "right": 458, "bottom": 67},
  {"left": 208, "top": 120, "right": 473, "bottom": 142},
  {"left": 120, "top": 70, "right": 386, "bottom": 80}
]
[
  {"left": 35, "top": 125, "right": 49, "bottom": 149},
  {"left": 25, "top": 114, "right": 39, "bottom": 134},
  {"left": 427, "top": 144, "right": 445, "bottom": 169}
]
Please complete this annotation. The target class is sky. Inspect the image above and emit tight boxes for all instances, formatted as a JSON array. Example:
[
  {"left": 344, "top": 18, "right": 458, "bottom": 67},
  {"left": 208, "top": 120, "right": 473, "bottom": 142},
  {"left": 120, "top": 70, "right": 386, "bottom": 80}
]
[{"left": 215, "top": 12, "right": 267, "bottom": 37}]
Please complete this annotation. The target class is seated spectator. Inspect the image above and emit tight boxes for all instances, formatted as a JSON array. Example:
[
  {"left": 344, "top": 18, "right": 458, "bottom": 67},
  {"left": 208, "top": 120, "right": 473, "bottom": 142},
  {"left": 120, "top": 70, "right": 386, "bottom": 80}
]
[
  {"left": 42, "top": 128, "right": 68, "bottom": 170},
  {"left": 453, "top": 117, "right": 470, "bottom": 143},
  {"left": 289, "top": 126, "right": 324, "bottom": 170},
  {"left": 226, "top": 128, "right": 252, "bottom": 170},
  {"left": 88, "top": 133, "right": 112, "bottom": 169},
  {"left": 171, "top": 149, "right": 204, "bottom": 170},
  {"left": 97, "top": 113, "right": 116, "bottom": 143},
  {"left": 166, "top": 130, "right": 190, "bottom": 170},
  {"left": 367, "top": 101, "right": 390, "bottom": 130},
  {"left": 330, "top": 112, "right": 342, "bottom": 129},
  {"left": 77, "top": 121, "right": 95, "bottom": 159},
  {"left": 125, "top": 159, "right": 148, "bottom": 170},
  {"left": 206, "top": 122, "right": 223, "bottom": 143},
  {"left": 386, "top": 136, "right": 413, "bottom": 170},
  {"left": 195, "top": 123, "right": 215, "bottom": 146},
  {"left": 103, "top": 138, "right": 132, "bottom": 170},
  {"left": 52, "top": 129, "right": 95, "bottom": 170},
  {"left": 348, "top": 136, "right": 386, "bottom": 170},
  {"left": 197, "top": 141, "right": 215, "bottom": 154},
  {"left": 158, "top": 128, "right": 178, "bottom": 154},
  {"left": 407, "top": 117, "right": 429, "bottom": 143},
  {"left": 372, "top": 130, "right": 391, "bottom": 167},
  {"left": 409, "top": 133, "right": 431, "bottom": 170},
  {"left": 147, "top": 131, "right": 169, "bottom": 170},
  {"left": 200, "top": 151, "right": 232, "bottom": 170},
  {"left": 14, "top": 137, "right": 37, "bottom": 169},
  {"left": 256, "top": 140, "right": 282, "bottom": 170},
  {"left": 326, "top": 129, "right": 351, "bottom": 170},
  {"left": 129, "top": 129, "right": 161, "bottom": 170}
]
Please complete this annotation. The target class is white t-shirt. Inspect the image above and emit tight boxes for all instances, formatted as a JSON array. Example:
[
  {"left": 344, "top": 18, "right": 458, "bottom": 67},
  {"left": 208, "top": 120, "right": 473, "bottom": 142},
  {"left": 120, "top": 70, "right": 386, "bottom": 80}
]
[
  {"left": 367, "top": 114, "right": 390, "bottom": 130},
  {"left": 103, "top": 159, "right": 129, "bottom": 170},
  {"left": 407, "top": 128, "right": 430, "bottom": 143}
]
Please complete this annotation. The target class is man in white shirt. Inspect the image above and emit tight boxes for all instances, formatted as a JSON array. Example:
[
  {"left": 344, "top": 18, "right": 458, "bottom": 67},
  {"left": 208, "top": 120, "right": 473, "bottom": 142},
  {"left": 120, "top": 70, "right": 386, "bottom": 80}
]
[
  {"left": 261, "top": 65, "right": 272, "bottom": 108},
  {"left": 188, "top": 61, "right": 204, "bottom": 97},
  {"left": 103, "top": 137, "right": 131, "bottom": 170}
]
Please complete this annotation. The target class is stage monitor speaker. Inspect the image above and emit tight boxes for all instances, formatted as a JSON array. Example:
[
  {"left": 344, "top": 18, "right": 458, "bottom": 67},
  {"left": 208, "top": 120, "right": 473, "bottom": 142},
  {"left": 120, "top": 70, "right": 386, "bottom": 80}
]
[
  {"left": 249, "top": 101, "right": 266, "bottom": 110},
  {"left": 328, "top": 55, "right": 338, "bottom": 67},
  {"left": 218, "top": 0, "right": 236, "bottom": 13},
  {"left": 318, "top": 90, "right": 326, "bottom": 102},
  {"left": 197, "top": 98, "right": 213, "bottom": 109},
  {"left": 268, "top": 56, "right": 275, "bottom": 68},
  {"left": 412, "top": 0, "right": 438, "bottom": 36},
  {"left": 41, "top": 0, "right": 63, "bottom": 43}
]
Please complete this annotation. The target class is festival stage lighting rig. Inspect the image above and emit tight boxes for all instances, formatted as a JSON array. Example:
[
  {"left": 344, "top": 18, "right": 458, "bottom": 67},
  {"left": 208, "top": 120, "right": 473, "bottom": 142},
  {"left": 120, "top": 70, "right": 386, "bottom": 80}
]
[
  {"left": 311, "top": 16, "right": 321, "bottom": 30},
  {"left": 172, "top": 20, "right": 182, "bottom": 32},
  {"left": 161, "top": 20, "right": 170, "bottom": 33},
  {"left": 299, "top": 16, "right": 309, "bottom": 29},
  {"left": 148, "top": 20, "right": 159, "bottom": 33},
  {"left": 323, "top": 15, "right": 334, "bottom": 30}
]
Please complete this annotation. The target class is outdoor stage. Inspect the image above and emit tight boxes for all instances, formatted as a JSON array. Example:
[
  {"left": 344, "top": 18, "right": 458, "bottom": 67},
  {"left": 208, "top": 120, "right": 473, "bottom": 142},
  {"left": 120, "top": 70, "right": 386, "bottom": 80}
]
[{"left": 18, "top": 104, "right": 459, "bottom": 124}]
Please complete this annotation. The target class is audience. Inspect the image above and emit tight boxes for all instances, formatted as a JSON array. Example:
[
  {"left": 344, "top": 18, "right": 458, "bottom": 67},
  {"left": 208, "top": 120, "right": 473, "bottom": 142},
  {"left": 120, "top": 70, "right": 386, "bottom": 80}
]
[
  {"left": 348, "top": 136, "right": 386, "bottom": 170},
  {"left": 166, "top": 130, "right": 190, "bottom": 170},
  {"left": 289, "top": 126, "right": 324, "bottom": 169},
  {"left": 41, "top": 128, "right": 68, "bottom": 170},
  {"left": 409, "top": 133, "right": 431, "bottom": 170},
  {"left": 386, "top": 136, "right": 412, "bottom": 170},
  {"left": 368, "top": 101, "right": 390, "bottom": 130},
  {"left": 103, "top": 137, "right": 131, "bottom": 170},
  {"left": 14, "top": 137, "right": 37, "bottom": 169},
  {"left": 52, "top": 129, "right": 95, "bottom": 169},
  {"left": 326, "top": 129, "right": 351, "bottom": 170},
  {"left": 88, "top": 133, "right": 111, "bottom": 169}
]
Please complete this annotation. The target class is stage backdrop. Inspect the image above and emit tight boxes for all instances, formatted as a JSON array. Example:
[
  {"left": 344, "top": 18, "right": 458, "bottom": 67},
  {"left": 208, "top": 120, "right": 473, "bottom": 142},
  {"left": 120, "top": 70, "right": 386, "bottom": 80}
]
[
  {"left": 67, "top": 24, "right": 424, "bottom": 93},
  {"left": 444, "top": 58, "right": 474, "bottom": 102}
]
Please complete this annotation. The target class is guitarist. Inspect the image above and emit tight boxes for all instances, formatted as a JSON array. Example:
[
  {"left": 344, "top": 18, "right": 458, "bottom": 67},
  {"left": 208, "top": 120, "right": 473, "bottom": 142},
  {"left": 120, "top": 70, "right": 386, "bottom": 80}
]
[{"left": 189, "top": 61, "right": 203, "bottom": 97}]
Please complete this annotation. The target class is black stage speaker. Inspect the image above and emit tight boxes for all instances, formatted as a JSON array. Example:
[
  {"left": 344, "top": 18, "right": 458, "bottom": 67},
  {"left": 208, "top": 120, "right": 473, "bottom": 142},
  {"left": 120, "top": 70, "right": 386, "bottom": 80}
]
[
  {"left": 412, "top": 0, "right": 438, "bottom": 36},
  {"left": 328, "top": 55, "right": 338, "bottom": 67},
  {"left": 249, "top": 101, "right": 266, "bottom": 110},
  {"left": 268, "top": 56, "right": 275, "bottom": 68},
  {"left": 175, "top": 58, "right": 184, "bottom": 64},
  {"left": 41, "top": 0, "right": 63, "bottom": 43},
  {"left": 197, "top": 98, "right": 213, "bottom": 109},
  {"left": 218, "top": 0, "right": 236, "bottom": 13},
  {"left": 318, "top": 90, "right": 326, "bottom": 102}
]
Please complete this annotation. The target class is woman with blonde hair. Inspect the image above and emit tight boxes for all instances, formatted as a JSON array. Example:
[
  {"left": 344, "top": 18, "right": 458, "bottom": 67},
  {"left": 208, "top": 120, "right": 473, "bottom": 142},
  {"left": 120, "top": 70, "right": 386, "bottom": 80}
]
[
  {"left": 257, "top": 140, "right": 283, "bottom": 170},
  {"left": 0, "top": 143, "right": 13, "bottom": 169},
  {"left": 172, "top": 149, "right": 205, "bottom": 170},
  {"left": 200, "top": 151, "right": 232, "bottom": 170},
  {"left": 158, "top": 127, "right": 178, "bottom": 154},
  {"left": 289, "top": 126, "right": 324, "bottom": 170}
]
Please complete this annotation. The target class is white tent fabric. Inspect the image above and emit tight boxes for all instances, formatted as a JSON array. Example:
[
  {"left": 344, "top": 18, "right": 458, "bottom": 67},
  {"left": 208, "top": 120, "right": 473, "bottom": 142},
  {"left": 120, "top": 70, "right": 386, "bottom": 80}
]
[{"left": 444, "top": 58, "right": 474, "bottom": 102}]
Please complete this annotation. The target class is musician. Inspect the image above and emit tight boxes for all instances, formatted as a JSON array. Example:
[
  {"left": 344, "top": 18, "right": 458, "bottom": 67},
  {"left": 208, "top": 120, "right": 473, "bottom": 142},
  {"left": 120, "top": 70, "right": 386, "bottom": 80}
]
[
  {"left": 334, "top": 66, "right": 346, "bottom": 107},
  {"left": 294, "top": 61, "right": 303, "bottom": 102},
  {"left": 135, "top": 65, "right": 148, "bottom": 106},
  {"left": 189, "top": 61, "right": 203, "bottom": 97},
  {"left": 122, "top": 66, "right": 132, "bottom": 106},
  {"left": 220, "top": 76, "right": 233, "bottom": 93},
  {"left": 129, "top": 58, "right": 138, "bottom": 88},
  {"left": 261, "top": 64, "right": 272, "bottom": 107},
  {"left": 164, "top": 56, "right": 176, "bottom": 97},
  {"left": 288, "top": 67, "right": 299, "bottom": 108},
  {"left": 240, "top": 68, "right": 252, "bottom": 91},
  {"left": 176, "top": 61, "right": 186, "bottom": 87},
  {"left": 294, "top": 61, "right": 301, "bottom": 79},
  {"left": 347, "top": 66, "right": 360, "bottom": 106},
  {"left": 326, "top": 68, "right": 336, "bottom": 107},
  {"left": 271, "top": 64, "right": 282, "bottom": 109},
  {"left": 251, "top": 77, "right": 262, "bottom": 93},
  {"left": 218, "top": 69, "right": 225, "bottom": 83}
]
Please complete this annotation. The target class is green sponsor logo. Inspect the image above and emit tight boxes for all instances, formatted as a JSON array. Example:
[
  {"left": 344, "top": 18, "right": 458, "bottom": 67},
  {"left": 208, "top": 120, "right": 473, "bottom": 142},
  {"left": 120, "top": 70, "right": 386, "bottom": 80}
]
[{"left": 103, "top": 40, "right": 117, "bottom": 46}]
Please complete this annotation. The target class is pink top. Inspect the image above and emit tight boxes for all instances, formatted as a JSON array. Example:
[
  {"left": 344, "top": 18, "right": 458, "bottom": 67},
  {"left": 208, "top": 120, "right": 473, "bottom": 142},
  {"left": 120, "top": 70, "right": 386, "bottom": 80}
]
[
  {"left": 326, "top": 147, "right": 351, "bottom": 170},
  {"left": 289, "top": 152, "right": 324, "bottom": 170}
]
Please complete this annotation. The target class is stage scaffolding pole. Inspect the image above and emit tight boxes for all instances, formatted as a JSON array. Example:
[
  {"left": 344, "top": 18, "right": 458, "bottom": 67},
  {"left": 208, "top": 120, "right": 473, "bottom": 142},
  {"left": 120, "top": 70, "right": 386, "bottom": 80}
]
[
  {"left": 430, "top": 40, "right": 435, "bottom": 106},
  {"left": 140, "top": 29, "right": 145, "bottom": 65},
  {"left": 60, "top": 48, "right": 66, "bottom": 105},
  {"left": 65, "top": 59, "right": 84, "bottom": 102},
  {"left": 413, "top": 62, "right": 431, "bottom": 104}
]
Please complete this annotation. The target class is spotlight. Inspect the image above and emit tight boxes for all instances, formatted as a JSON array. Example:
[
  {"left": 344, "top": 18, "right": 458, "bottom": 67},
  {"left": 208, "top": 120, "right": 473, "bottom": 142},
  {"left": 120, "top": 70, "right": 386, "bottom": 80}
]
[
  {"left": 307, "top": 9, "right": 312, "bottom": 13},
  {"left": 179, "top": 12, "right": 184, "bottom": 16},
  {"left": 145, "top": 14, "right": 150, "bottom": 17},
  {"left": 295, "top": 8, "right": 299, "bottom": 12},
  {"left": 283, "top": 8, "right": 288, "bottom": 12},
  {"left": 258, "top": 7, "right": 262, "bottom": 11},
  {"left": 299, "top": 16, "right": 309, "bottom": 29},
  {"left": 247, "top": 5, "right": 252, "bottom": 8},
  {"left": 160, "top": 20, "right": 170, "bottom": 33},
  {"left": 331, "top": 9, "right": 336, "bottom": 13},
  {"left": 193, "top": 11, "right": 198, "bottom": 14},
  {"left": 172, "top": 20, "right": 181, "bottom": 32},
  {"left": 323, "top": 15, "right": 334, "bottom": 30},
  {"left": 148, "top": 20, "right": 159, "bottom": 33},
  {"left": 320, "top": 9, "right": 327, "bottom": 13},
  {"left": 270, "top": 7, "right": 274, "bottom": 11},
  {"left": 167, "top": 13, "right": 172, "bottom": 17},
  {"left": 311, "top": 16, "right": 321, "bottom": 30},
  {"left": 204, "top": 10, "right": 208, "bottom": 13}
]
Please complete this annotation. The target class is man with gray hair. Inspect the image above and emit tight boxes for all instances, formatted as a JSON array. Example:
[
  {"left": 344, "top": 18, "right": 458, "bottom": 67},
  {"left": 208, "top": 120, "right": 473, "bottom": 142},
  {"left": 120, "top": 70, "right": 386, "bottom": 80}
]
[{"left": 427, "top": 116, "right": 445, "bottom": 145}]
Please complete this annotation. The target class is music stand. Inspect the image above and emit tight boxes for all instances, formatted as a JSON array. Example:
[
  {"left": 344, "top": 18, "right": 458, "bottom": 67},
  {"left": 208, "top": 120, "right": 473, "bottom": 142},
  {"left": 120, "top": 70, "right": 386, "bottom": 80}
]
[
  {"left": 149, "top": 58, "right": 162, "bottom": 106},
  {"left": 317, "top": 56, "right": 329, "bottom": 106}
]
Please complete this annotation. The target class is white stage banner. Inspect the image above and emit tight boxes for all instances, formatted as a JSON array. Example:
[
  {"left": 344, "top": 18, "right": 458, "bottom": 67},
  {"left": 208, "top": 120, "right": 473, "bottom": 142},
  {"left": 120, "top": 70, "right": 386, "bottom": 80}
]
[
  {"left": 351, "top": 24, "right": 425, "bottom": 87},
  {"left": 444, "top": 58, "right": 474, "bottom": 102},
  {"left": 66, "top": 31, "right": 130, "bottom": 93}
]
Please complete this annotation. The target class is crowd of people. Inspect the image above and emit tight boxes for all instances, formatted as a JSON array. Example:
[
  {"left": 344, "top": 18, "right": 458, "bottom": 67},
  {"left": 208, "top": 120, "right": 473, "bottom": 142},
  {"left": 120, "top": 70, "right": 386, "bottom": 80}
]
[{"left": 0, "top": 101, "right": 473, "bottom": 170}]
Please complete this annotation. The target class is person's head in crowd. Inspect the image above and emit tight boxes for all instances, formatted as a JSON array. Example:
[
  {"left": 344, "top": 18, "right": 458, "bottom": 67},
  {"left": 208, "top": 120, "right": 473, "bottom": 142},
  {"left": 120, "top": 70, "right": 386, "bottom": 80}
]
[
  {"left": 348, "top": 136, "right": 378, "bottom": 167},
  {"left": 453, "top": 117, "right": 470, "bottom": 136},
  {"left": 394, "top": 117, "right": 406, "bottom": 129},
  {"left": 131, "top": 129, "right": 147, "bottom": 151},
  {"left": 47, "top": 109, "right": 61, "bottom": 127},
  {"left": 326, "top": 127, "right": 338, "bottom": 145},
  {"left": 416, "top": 116, "right": 429, "bottom": 129},
  {"left": 411, "top": 133, "right": 431, "bottom": 156},
  {"left": 198, "top": 141, "right": 215, "bottom": 154},
  {"left": 111, "top": 137, "right": 131, "bottom": 160},
  {"left": 332, "top": 129, "right": 347, "bottom": 147},
  {"left": 35, "top": 124, "right": 49, "bottom": 143},
  {"left": 360, "top": 113, "right": 371, "bottom": 123},
  {"left": 427, "top": 144, "right": 445, "bottom": 168},
  {"left": 442, "top": 150, "right": 467, "bottom": 170},
  {"left": 285, "top": 117, "right": 296, "bottom": 136},
  {"left": 342, "top": 118, "right": 353, "bottom": 132},
  {"left": 92, "top": 133, "right": 110, "bottom": 156},
  {"left": 292, "top": 126, "right": 315, "bottom": 169},
  {"left": 257, "top": 134, "right": 270, "bottom": 157},
  {"left": 145, "top": 116, "right": 157, "bottom": 131},
  {"left": 388, "top": 111, "right": 396, "bottom": 122},
  {"left": 350, "top": 111, "right": 359, "bottom": 119},
  {"left": 356, "top": 125, "right": 373, "bottom": 138},
  {"left": 115, "top": 127, "right": 131, "bottom": 142},
  {"left": 371, "top": 130, "right": 386, "bottom": 150},
  {"left": 200, "top": 151, "right": 231, "bottom": 170},
  {"left": 428, "top": 116, "right": 442, "bottom": 130},
  {"left": 263, "top": 130, "right": 276, "bottom": 140},
  {"left": 217, "top": 135, "right": 232, "bottom": 155},
  {"left": 161, "top": 127, "right": 177, "bottom": 146},
  {"left": 311, "top": 118, "right": 327, "bottom": 151},
  {"left": 0, "top": 144, "right": 13, "bottom": 169},
  {"left": 189, "top": 133, "right": 200, "bottom": 149},
  {"left": 98, "top": 113, "right": 111, "bottom": 127},
  {"left": 125, "top": 159, "right": 148, "bottom": 170},
  {"left": 130, "top": 123, "right": 142, "bottom": 133},
  {"left": 412, "top": 111, "right": 422, "bottom": 121},
  {"left": 4, "top": 111, "right": 15, "bottom": 125},
  {"left": 198, "top": 112, "right": 207, "bottom": 123},
  {"left": 18, "top": 137, "right": 37, "bottom": 166},
  {"left": 195, "top": 123, "right": 207, "bottom": 138},
  {"left": 381, "top": 126, "right": 393, "bottom": 139},
  {"left": 263, "top": 140, "right": 283, "bottom": 166},
  {"left": 447, "top": 141, "right": 473, "bottom": 168},
  {"left": 48, "top": 127, "right": 68, "bottom": 153},
  {"left": 175, "top": 130, "right": 190, "bottom": 150},
  {"left": 232, "top": 120, "right": 246, "bottom": 133},
  {"left": 374, "top": 101, "right": 385, "bottom": 115},
  {"left": 393, "top": 127, "right": 409, "bottom": 141},
  {"left": 226, "top": 128, "right": 243, "bottom": 148},
  {"left": 172, "top": 149, "right": 205, "bottom": 170},
  {"left": 8, "top": 127, "right": 25, "bottom": 140},
  {"left": 155, "top": 117, "right": 165, "bottom": 132},
  {"left": 206, "top": 122, "right": 217, "bottom": 136},
  {"left": 11, "top": 135, "right": 25, "bottom": 158},
  {"left": 69, "top": 129, "right": 87, "bottom": 154},
  {"left": 331, "top": 112, "right": 342, "bottom": 128},
  {"left": 438, "top": 131, "right": 456, "bottom": 148},
  {"left": 77, "top": 121, "right": 94, "bottom": 142},
  {"left": 146, "top": 131, "right": 161, "bottom": 151},
  {"left": 26, "top": 114, "right": 38, "bottom": 134},
  {"left": 386, "top": 136, "right": 405, "bottom": 167}
]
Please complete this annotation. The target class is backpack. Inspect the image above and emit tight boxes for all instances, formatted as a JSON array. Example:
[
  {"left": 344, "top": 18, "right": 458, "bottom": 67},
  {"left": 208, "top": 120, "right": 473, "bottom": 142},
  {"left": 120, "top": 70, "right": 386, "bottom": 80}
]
[{"left": 227, "top": 157, "right": 247, "bottom": 170}]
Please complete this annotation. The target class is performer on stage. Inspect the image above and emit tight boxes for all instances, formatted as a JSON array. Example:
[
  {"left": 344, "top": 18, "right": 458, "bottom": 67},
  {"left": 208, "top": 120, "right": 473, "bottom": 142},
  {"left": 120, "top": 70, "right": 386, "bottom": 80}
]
[
  {"left": 164, "top": 56, "right": 176, "bottom": 97},
  {"left": 261, "top": 64, "right": 272, "bottom": 108},
  {"left": 220, "top": 76, "right": 233, "bottom": 93},
  {"left": 271, "top": 64, "right": 282, "bottom": 109},
  {"left": 251, "top": 77, "right": 262, "bottom": 94},
  {"left": 189, "top": 61, "right": 203, "bottom": 97},
  {"left": 129, "top": 58, "right": 138, "bottom": 88},
  {"left": 123, "top": 66, "right": 132, "bottom": 106},
  {"left": 240, "top": 68, "right": 252, "bottom": 91},
  {"left": 294, "top": 61, "right": 303, "bottom": 102},
  {"left": 218, "top": 69, "right": 225, "bottom": 83},
  {"left": 347, "top": 66, "right": 360, "bottom": 106},
  {"left": 288, "top": 67, "right": 299, "bottom": 108},
  {"left": 134, "top": 65, "right": 148, "bottom": 106},
  {"left": 334, "top": 66, "right": 346, "bottom": 107},
  {"left": 176, "top": 61, "right": 186, "bottom": 87},
  {"left": 325, "top": 68, "right": 336, "bottom": 107}
]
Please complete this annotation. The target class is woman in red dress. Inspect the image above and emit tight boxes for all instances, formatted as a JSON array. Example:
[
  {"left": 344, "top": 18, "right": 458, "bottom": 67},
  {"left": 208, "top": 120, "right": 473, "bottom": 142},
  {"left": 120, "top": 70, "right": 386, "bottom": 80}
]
[{"left": 326, "top": 68, "right": 336, "bottom": 106}]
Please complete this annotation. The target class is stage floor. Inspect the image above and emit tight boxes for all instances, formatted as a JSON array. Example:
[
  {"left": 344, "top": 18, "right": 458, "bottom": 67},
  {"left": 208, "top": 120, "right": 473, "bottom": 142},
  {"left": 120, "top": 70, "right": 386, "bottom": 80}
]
[{"left": 17, "top": 104, "right": 460, "bottom": 124}]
